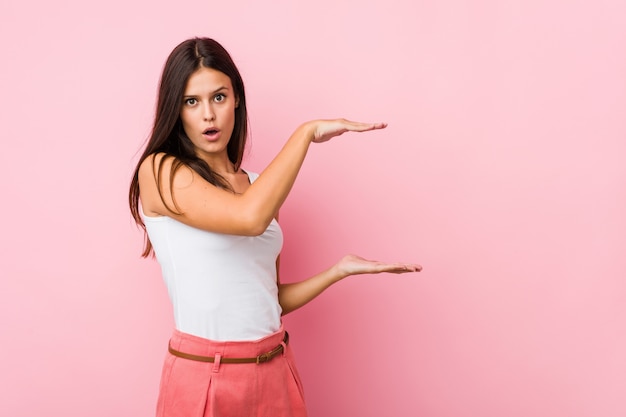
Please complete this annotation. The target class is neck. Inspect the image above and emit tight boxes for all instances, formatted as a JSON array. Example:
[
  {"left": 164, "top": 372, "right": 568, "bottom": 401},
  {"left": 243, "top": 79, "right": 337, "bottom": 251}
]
[{"left": 198, "top": 152, "right": 237, "bottom": 175}]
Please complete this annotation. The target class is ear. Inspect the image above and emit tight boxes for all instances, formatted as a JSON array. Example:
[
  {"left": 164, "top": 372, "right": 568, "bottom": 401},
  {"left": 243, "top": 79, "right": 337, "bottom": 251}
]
[{"left": 235, "top": 96, "right": 240, "bottom": 108}]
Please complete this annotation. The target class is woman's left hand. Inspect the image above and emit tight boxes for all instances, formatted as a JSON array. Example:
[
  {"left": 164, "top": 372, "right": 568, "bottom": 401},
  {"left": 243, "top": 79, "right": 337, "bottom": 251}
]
[
  {"left": 278, "top": 254, "right": 422, "bottom": 315},
  {"left": 334, "top": 254, "right": 422, "bottom": 279}
]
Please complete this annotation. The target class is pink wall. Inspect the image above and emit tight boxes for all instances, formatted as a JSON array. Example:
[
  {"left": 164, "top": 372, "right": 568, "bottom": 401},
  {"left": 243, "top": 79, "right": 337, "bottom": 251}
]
[{"left": 2, "top": 1, "right": 625, "bottom": 416}]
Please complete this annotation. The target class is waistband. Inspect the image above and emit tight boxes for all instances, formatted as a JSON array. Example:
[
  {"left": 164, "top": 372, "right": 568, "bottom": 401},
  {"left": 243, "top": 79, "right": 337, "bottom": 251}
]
[{"left": 168, "top": 326, "right": 287, "bottom": 360}]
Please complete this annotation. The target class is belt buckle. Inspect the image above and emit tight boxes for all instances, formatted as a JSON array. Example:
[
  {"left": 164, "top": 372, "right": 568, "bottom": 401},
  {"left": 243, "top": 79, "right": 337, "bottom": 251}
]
[{"left": 256, "top": 352, "right": 271, "bottom": 364}]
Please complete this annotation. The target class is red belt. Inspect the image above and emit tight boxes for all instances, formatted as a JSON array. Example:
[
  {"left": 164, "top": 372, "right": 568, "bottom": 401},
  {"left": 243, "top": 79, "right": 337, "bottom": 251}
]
[{"left": 168, "top": 332, "right": 289, "bottom": 365}]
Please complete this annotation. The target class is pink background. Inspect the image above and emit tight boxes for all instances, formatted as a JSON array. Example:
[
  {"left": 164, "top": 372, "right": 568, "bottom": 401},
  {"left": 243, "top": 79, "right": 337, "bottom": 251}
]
[{"left": 1, "top": 1, "right": 625, "bottom": 416}]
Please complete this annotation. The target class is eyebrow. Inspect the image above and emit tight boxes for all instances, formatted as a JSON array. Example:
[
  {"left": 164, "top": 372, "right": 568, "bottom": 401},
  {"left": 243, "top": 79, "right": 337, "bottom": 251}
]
[{"left": 183, "top": 86, "right": 229, "bottom": 98}]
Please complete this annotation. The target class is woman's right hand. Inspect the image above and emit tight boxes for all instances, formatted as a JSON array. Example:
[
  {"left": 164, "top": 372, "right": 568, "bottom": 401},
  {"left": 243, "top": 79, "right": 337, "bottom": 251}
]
[{"left": 306, "top": 119, "right": 388, "bottom": 143}]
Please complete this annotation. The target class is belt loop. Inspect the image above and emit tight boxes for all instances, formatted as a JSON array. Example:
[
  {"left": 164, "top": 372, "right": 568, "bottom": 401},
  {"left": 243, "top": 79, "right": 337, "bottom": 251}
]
[
  {"left": 281, "top": 331, "right": 287, "bottom": 357},
  {"left": 213, "top": 353, "right": 222, "bottom": 373}
]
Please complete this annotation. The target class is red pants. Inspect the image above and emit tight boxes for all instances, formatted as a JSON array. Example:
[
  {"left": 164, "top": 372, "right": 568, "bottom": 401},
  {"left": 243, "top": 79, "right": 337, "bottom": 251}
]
[{"left": 156, "top": 328, "right": 307, "bottom": 417}]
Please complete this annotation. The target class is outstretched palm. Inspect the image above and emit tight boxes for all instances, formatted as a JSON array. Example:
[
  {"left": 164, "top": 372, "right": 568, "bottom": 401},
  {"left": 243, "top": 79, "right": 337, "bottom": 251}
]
[
  {"left": 335, "top": 254, "right": 422, "bottom": 278},
  {"left": 310, "top": 119, "right": 388, "bottom": 143}
]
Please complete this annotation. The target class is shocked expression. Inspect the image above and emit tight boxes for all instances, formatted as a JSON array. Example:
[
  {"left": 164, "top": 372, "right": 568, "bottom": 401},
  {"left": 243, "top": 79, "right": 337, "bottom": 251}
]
[{"left": 180, "top": 67, "right": 238, "bottom": 160}]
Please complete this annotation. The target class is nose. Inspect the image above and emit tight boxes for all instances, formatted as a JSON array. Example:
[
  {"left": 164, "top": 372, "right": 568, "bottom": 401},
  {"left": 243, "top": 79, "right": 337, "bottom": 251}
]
[{"left": 203, "top": 102, "right": 215, "bottom": 121}]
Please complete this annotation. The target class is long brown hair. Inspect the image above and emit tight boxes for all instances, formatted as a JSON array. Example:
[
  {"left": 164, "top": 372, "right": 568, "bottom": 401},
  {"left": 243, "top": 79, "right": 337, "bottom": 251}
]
[{"left": 129, "top": 37, "right": 249, "bottom": 256}]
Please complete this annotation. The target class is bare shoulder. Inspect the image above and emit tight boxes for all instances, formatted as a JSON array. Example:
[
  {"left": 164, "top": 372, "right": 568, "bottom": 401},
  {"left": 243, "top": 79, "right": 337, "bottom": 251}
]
[
  {"left": 137, "top": 154, "right": 263, "bottom": 235},
  {"left": 138, "top": 153, "right": 193, "bottom": 185},
  {"left": 137, "top": 154, "right": 244, "bottom": 234},
  {"left": 138, "top": 153, "right": 195, "bottom": 216}
]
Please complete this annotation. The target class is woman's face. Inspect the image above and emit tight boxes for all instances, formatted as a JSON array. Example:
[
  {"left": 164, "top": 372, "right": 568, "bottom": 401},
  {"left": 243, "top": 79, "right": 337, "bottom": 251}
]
[{"left": 180, "top": 67, "right": 238, "bottom": 161}]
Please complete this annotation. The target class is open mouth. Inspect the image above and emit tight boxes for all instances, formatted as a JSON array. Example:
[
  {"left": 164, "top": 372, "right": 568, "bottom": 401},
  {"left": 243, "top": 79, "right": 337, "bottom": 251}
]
[{"left": 203, "top": 128, "right": 219, "bottom": 135}]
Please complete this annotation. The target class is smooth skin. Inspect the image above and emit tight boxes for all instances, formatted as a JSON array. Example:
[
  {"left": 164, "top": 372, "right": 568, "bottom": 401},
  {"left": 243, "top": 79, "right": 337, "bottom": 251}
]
[{"left": 139, "top": 67, "right": 421, "bottom": 315}]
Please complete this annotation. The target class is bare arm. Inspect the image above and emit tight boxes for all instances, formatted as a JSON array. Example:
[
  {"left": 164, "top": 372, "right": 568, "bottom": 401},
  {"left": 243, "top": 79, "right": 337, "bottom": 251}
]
[
  {"left": 139, "top": 119, "right": 386, "bottom": 236},
  {"left": 277, "top": 255, "right": 422, "bottom": 315}
]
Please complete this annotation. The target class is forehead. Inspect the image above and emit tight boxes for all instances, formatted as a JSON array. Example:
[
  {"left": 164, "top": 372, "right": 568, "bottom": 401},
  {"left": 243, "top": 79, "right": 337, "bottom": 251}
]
[{"left": 184, "top": 67, "right": 233, "bottom": 94}]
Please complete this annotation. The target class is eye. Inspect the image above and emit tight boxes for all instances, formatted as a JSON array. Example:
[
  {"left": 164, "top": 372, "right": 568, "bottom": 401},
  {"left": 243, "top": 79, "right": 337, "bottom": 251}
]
[
  {"left": 184, "top": 98, "right": 197, "bottom": 106},
  {"left": 214, "top": 93, "right": 226, "bottom": 103}
]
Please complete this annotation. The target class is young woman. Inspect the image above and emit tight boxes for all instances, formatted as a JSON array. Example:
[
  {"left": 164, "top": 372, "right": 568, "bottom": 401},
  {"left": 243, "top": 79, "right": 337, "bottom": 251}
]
[{"left": 129, "top": 37, "right": 421, "bottom": 417}]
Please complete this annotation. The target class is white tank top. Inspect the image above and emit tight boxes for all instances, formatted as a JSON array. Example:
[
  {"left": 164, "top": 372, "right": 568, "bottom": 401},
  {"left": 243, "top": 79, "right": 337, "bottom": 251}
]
[{"left": 142, "top": 171, "right": 283, "bottom": 341}]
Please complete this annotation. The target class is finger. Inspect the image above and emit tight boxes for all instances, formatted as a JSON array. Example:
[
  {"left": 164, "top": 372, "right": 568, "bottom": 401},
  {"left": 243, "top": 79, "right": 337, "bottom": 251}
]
[
  {"left": 344, "top": 121, "right": 387, "bottom": 132},
  {"left": 380, "top": 263, "right": 422, "bottom": 273}
]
